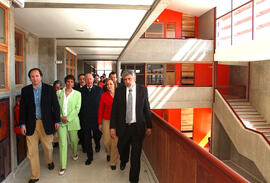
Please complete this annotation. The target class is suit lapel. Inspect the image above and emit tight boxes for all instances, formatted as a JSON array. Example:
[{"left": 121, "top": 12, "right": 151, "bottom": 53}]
[
  {"left": 41, "top": 83, "right": 46, "bottom": 107},
  {"left": 136, "top": 85, "right": 139, "bottom": 118}
]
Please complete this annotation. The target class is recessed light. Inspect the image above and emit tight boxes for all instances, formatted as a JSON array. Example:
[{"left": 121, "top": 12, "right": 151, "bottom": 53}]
[{"left": 76, "top": 29, "right": 84, "bottom": 32}]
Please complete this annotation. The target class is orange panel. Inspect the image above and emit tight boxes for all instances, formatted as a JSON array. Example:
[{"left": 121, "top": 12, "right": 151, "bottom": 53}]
[
  {"left": 217, "top": 64, "right": 230, "bottom": 94},
  {"left": 194, "top": 63, "right": 212, "bottom": 86},
  {"left": 154, "top": 9, "right": 183, "bottom": 39},
  {"left": 175, "top": 63, "right": 181, "bottom": 85},
  {"left": 167, "top": 109, "right": 181, "bottom": 130},
  {"left": 193, "top": 108, "right": 212, "bottom": 146}
]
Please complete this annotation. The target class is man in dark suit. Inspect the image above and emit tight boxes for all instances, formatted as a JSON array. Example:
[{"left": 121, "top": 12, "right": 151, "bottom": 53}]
[
  {"left": 110, "top": 70, "right": 152, "bottom": 183},
  {"left": 79, "top": 73, "right": 103, "bottom": 165},
  {"left": 19, "top": 68, "right": 60, "bottom": 183}
]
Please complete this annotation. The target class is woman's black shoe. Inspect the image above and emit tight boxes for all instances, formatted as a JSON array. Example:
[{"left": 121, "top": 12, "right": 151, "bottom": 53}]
[
  {"left": 111, "top": 166, "right": 116, "bottom": 170},
  {"left": 107, "top": 155, "right": 110, "bottom": 162}
]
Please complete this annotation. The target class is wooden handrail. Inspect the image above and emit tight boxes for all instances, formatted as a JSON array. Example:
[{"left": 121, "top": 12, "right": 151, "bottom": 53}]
[
  {"left": 216, "top": 89, "right": 270, "bottom": 146},
  {"left": 216, "top": 85, "right": 246, "bottom": 99},
  {"left": 143, "top": 111, "right": 248, "bottom": 183}
]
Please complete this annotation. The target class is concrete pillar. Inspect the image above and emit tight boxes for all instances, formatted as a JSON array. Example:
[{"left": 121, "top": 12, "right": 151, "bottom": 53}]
[
  {"left": 117, "top": 60, "right": 121, "bottom": 83},
  {"left": 56, "top": 46, "right": 65, "bottom": 82},
  {"left": 77, "top": 60, "right": 84, "bottom": 76},
  {"left": 39, "top": 38, "right": 57, "bottom": 84}
]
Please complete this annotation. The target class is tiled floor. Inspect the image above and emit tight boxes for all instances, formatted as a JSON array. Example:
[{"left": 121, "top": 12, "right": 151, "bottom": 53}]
[{"left": 10, "top": 142, "right": 156, "bottom": 183}]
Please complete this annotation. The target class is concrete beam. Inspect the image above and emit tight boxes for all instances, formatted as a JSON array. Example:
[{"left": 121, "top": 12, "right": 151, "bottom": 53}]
[
  {"left": 67, "top": 46, "right": 125, "bottom": 48},
  {"left": 56, "top": 38, "right": 129, "bottom": 41},
  {"left": 118, "top": 0, "right": 173, "bottom": 61},
  {"left": 23, "top": 3, "right": 151, "bottom": 10}
]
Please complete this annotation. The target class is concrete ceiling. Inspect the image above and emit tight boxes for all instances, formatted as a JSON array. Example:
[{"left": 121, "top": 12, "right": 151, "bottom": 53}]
[{"left": 15, "top": 0, "right": 216, "bottom": 63}]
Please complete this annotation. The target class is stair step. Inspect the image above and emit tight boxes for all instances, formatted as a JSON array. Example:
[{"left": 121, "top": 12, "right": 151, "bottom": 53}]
[
  {"left": 236, "top": 111, "right": 260, "bottom": 115},
  {"left": 252, "top": 124, "right": 270, "bottom": 128},
  {"left": 239, "top": 115, "right": 263, "bottom": 119},
  {"left": 263, "top": 132, "right": 270, "bottom": 135},
  {"left": 229, "top": 102, "right": 251, "bottom": 106},
  {"left": 232, "top": 106, "right": 253, "bottom": 109},
  {"left": 256, "top": 128, "right": 270, "bottom": 133},
  {"left": 234, "top": 108, "right": 257, "bottom": 111},
  {"left": 227, "top": 99, "right": 248, "bottom": 102},
  {"left": 244, "top": 122, "right": 267, "bottom": 125},
  {"left": 242, "top": 119, "right": 266, "bottom": 123}
]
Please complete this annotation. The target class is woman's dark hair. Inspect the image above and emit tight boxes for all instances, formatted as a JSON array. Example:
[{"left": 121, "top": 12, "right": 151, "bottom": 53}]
[
  {"left": 64, "top": 75, "right": 75, "bottom": 83},
  {"left": 28, "top": 68, "right": 43, "bottom": 78}
]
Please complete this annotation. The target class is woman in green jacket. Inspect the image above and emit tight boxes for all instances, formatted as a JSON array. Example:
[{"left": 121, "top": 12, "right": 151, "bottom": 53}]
[{"left": 57, "top": 75, "right": 81, "bottom": 175}]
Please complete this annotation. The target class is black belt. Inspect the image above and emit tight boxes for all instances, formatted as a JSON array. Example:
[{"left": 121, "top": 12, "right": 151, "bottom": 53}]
[
  {"left": 35, "top": 118, "right": 41, "bottom": 120},
  {"left": 125, "top": 122, "right": 136, "bottom": 126}
]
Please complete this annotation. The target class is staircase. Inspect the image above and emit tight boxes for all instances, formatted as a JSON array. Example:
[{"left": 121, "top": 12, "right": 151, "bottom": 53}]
[{"left": 226, "top": 98, "right": 270, "bottom": 142}]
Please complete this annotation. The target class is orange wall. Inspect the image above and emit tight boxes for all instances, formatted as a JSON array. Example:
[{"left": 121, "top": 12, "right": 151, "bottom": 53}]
[
  {"left": 217, "top": 64, "right": 230, "bottom": 94},
  {"left": 194, "top": 63, "right": 212, "bottom": 86},
  {"left": 193, "top": 108, "right": 212, "bottom": 146},
  {"left": 175, "top": 63, "right": 181, "bottom": 85},
  {"left": 152, "top": 109, "right": 181, "bottom": 130},
  {"left": 155, "top": 9, "right": 182, "bottom": 38}
]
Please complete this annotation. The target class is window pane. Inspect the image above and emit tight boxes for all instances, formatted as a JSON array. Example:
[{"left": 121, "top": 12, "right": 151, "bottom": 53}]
[
  {"left": 136, "top": 64, "right": 145, "bottom": 74},
  {"left": 166, "top": 23, "right": 176, "bottom": 38},
  {"left": 0, "top": 52, "right": 6, "bottom": 89},
  {"left": 0, "top": 7, "right": 5, "bottom": 44},
  {"left": 216, "top": 13, "right": 232, "bottom": 48},
  {"left": 216, "top": 0, "right": 232, "bottom": 18},
  {"left": 15, "top": 61, "right": 23, "bottom": 84},
  {"left": 15, "top": 33, "right": 22, "bottom": 56},
  {"left": 65, "top": 51, "right": 69, "bottom": 65},
  {"left": 145, "top": 23, "right": 164, "bottom": 38},
  {"left": 147, "top": 75, "right": 163, "bottom": 85},
  {"left": 147, "top": 64, "right": 164, "bottom": 74},
  {"left": 233, "top": 0, "right": 250, "bottom": 9},
  {"left": 126, "top": 65, "right": 134, "bottom": 70},
  {"left": 232, "top": 2, "right": 252, "bottom": 45},
  {"left": 254, "top": 0, "right": 270, "bottom": 40},
  {"left": 136, "top": 75, "right": 145, "bottom": 85}
]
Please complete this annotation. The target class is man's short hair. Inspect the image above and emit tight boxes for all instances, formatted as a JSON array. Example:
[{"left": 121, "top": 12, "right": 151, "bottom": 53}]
[
  {"left": 28, "top": 68, "right": 43, "bottom": 78},
  {"left": 122, "top": 70, "right": 136, "bottom": 78},
  {"left": 78, "top": 73, "right": 85, "bottom": 79},
  {"left": 53, "top": 80, "right": 62, "bottom": 87},
  {"left": 109, "top": 71, "right": 116, "bottom": 77}
]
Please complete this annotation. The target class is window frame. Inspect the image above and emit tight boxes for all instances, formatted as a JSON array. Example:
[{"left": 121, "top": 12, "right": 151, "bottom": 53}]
[
  {"left": 15, "top": 29, "right": 24, "bottom": 86},
  {"left": 65, "top": 49, "right": 77, "bottom": 76},
  {"left": 0, "top": 2, "right": 9, "bottom": 92}
]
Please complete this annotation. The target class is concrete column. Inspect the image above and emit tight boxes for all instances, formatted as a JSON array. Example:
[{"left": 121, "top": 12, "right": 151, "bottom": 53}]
[
  {"left": 56, "top": 46, "right": 65, "bottom": 82},
  {"left": 77, "top": 60, "right": 84, "bottom": 76},
  {"left": 39, "top": 38, "right": 57, "bottom": 84},
  {"left": 116, "top": 60, "right": 121, "bottom": 83}
]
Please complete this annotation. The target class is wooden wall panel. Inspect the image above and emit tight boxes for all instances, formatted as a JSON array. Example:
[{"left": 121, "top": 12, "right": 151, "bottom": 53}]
[{"left": 143, "top": 112, "right": 249, "bottom": 183}]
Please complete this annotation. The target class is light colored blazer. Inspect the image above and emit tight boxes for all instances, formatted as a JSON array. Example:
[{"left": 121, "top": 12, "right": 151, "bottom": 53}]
[{"left": 57, "top": 89, "right": 81, "bottom": 131}]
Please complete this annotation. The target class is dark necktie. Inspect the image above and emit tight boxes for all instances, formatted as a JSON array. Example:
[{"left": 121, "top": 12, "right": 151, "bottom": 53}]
[
  {"left": 126, "top": 89, "right": 133, "bottom": 123},
  {"left": 88, "top": 87, "right": 91, "bottom": 92}
]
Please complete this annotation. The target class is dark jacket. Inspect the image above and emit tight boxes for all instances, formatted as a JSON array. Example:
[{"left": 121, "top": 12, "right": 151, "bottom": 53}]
[
  {"left": 19, "top": 83, "right": 60, "bottom": 136},
  {"left": 110, "top": 84, "right": 152, "bottom": 138},
  {"left": 79, "top": 85, "right": 103, "bottom": 130}
]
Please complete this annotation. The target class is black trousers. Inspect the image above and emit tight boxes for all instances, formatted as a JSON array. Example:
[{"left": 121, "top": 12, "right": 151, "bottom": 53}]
[
  {"left": 84, "top": 128, "right": 102, "bottom": 160},
  {"left": 117, "top": 123, "right": 143, "bottom": 182}
]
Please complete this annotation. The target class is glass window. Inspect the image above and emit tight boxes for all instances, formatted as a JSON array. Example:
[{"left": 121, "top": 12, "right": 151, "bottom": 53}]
[
  {"left": 15, "top": 33, "right": 22, "bottom": 56},
  {"left": 145, "top": 23, "right": 164, "bottom": 38},
  {"left": 232, "top": 2, "right": 252, "bottom": 45},
  {"left": 216, "top": 13, "right": 232, "bottom": 48},
  {"left": 0, "top": 52, "right": 6, "bottom": 89},
  {"left": 15, "top": 62, "right": 23, "bottom": 84},
  {"left": 0, "top": 7, "right": 5, "bottom": 44},
  {"left": 147, "top": 64, "right": 164, "bottom": 74},
  {"left": 216, "top": 0, "right": 232, "bottom": 18},
  {"left": 233, "top": 0, "right": 250, "bottom": 9},
  {"left": 147, "top": 75, "right": 164, "bottom": 85},
  {"left": 126, "top": 64, "right": 134, "bottom": 70},
  {"left": 166, "top": 23, "right": 176, "bottom": 38},
  {"left": 254, "top": 0, "right": 270, "bottom": 40},
  {"left": 65, "top": 51, "right": 69, "bottom": 65},
  {"left": 136, "top": 64, "right": 145, "bottom": 74}
]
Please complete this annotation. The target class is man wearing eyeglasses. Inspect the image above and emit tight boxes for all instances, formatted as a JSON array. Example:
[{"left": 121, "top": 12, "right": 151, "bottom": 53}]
[{"left": 19, "top": 68, "right": 60, "bottom": 183}]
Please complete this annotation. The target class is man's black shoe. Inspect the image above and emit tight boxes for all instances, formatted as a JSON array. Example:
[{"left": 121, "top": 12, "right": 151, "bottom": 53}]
[
  {"left": 28, "top": 179, "right": 39, "bottom": 183},
  {"left": 48, "top": 162, "right": 54, "bottom": 170},
  {"left": 120, "top": 162, "right": 126, "bottom": 170},
  {"left": 107, "top": 155, "right": 110, "bottom": 162},
  {"left": 53, "top": 142, "right": 59, "bottom": 148},
  {"left": 95, "top": 146, "right": 100, "bottom": 152},
  {"left": 111, "top": 165, "right": 116, "bottom": 170},
  {"left": 85, "top": 159, "right": 92, "bottom": 165}
]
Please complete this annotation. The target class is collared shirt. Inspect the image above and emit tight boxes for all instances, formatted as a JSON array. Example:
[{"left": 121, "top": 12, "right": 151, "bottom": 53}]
[
  {"left": 63, "top": 87, "right": 74, "bottom": 116},
  {"left": 126, "top": 84, "right": 136, "bottom": 123},
  {"left": 33, "top": 84, "right": 42, "bottom": 119}
]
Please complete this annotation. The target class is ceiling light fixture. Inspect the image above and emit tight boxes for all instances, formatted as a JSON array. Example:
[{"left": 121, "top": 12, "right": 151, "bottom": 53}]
[{"left": 76, "top": 29, "right": 84, "bottom": 32}]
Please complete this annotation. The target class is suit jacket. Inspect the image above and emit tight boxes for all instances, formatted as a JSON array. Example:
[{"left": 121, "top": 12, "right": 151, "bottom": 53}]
[
  {"left": 79, "top": 85, "right": 103, "bottom": 130},
  {"left": 57, "top": 89, "right": 81, "bottom": 131},
  {"left": 110, "top": 84, "right": 152, "bottom": 138},
  {"left": 19, "top": 83, "right": 60, "bottom": 136}
]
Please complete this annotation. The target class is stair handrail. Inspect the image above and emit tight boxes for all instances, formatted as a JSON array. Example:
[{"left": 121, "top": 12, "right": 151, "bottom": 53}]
[{"left": 216, "top": 89, "right": 270, "bottom": 146}]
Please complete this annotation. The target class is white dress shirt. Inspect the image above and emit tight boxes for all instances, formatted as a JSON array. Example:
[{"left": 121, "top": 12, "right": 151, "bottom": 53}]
[
  {"left": 63, "top": 87, "right": 74, "bottom": 116},
  {"left": 126, "top": 84, "right": 136, "bottom": 123}
]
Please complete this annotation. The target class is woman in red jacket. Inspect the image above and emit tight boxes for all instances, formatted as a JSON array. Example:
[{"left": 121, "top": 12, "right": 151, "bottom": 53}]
[{"left": 98, "top": 78, "right": 118, "bottom": 170}]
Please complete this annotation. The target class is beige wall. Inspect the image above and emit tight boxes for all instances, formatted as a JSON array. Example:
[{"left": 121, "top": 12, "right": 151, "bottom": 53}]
[
  {"left": 229, "top": 65, "right": 249, "bottom": 97},
  {"left": 148, "top": 86, "right": 212, "bottom": 109},
  {"left": 120, "top": 39, "right": 213, "bottom": 63},
  {"left": 250, "top": 60, "right": 270, "bottom": 123},
  {"left": 198, "top": 9, "right": 214, "bottom": 40}
]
